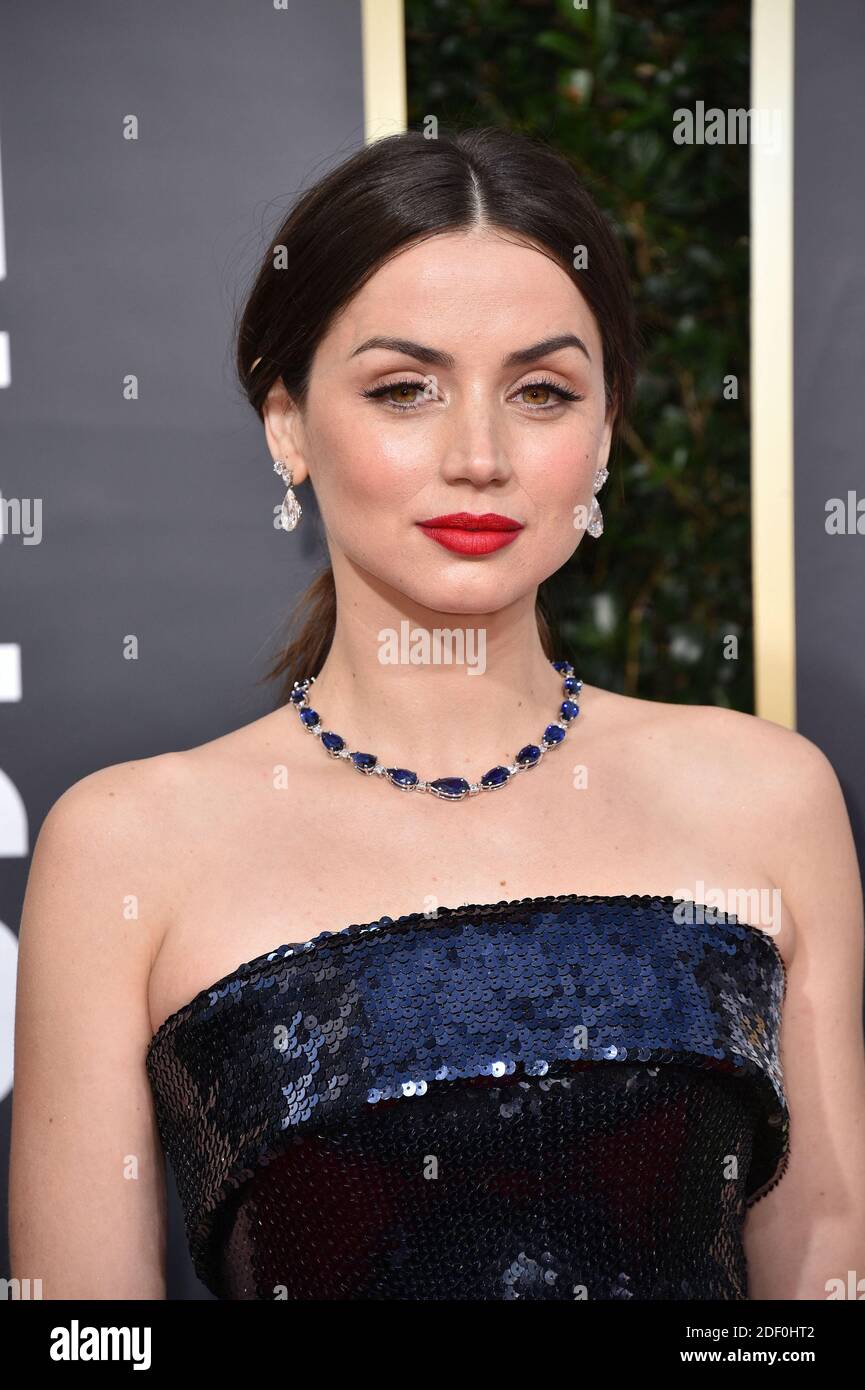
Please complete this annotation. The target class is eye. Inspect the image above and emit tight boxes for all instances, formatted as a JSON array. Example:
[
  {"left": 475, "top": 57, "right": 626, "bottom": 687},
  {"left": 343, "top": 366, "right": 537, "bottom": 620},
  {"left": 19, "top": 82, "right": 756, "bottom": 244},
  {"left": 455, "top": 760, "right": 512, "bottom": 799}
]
[
  {"left": 512, "top": 377, "right": 584, "bottom": 410},
  {"left": 359, "top": 377, "right": 435, "bottom": 411},
  {"left": 359, "top": 374, "right": 584, "bottom": 413}
]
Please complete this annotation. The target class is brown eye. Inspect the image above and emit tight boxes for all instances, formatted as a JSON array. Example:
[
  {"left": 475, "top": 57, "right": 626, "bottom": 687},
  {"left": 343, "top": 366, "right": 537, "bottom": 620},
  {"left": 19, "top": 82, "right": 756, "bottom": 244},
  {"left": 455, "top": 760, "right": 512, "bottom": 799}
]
[
  {"left": 520, "top": 383, "right": 553, "bottom": 406},
  {"left": 513, "top": 378, "right": 584, "bottom": 409},
  {"left": 360, "top": 378, "right": 431, "bottom": 411},
  {"left": 388, "top": 382, "right": 420, "bottom": 405}
]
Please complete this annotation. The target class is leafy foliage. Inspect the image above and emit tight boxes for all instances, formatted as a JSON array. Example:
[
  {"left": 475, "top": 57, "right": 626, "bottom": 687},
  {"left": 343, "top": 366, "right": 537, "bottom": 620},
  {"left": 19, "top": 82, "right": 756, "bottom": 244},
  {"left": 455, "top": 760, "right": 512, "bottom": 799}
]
[{"left": 406, "top": 0, "right": 752, "bottom": 706}]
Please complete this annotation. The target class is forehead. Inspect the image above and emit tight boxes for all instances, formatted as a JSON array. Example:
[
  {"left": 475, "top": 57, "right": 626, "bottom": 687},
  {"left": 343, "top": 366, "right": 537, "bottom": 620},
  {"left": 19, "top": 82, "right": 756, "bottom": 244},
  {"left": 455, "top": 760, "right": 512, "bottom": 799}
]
[{"left": 324, "top": 230, "right": 602, "bottom": 361}]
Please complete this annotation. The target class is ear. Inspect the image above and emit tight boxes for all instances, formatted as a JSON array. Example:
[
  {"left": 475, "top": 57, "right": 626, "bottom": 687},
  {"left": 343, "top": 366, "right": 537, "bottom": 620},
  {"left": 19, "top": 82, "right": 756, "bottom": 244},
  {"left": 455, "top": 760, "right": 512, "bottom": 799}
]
[
  {"left": 597, "top": 405, "right": 614, "bottom": 473},
  {"left": 261, "top": 378, "right": 310, "bottom": 486}
]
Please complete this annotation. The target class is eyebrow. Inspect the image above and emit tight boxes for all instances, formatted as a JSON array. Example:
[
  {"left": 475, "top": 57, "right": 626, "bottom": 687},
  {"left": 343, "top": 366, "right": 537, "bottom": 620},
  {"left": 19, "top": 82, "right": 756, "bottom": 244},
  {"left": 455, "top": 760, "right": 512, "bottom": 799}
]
[{"left": 348, "top": 332, "right": 592, "bottom": 369}]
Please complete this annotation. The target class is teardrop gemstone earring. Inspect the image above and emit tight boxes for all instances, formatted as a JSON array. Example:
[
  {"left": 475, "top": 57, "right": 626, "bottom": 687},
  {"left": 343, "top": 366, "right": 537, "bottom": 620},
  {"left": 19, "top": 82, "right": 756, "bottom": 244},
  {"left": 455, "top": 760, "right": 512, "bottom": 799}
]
[
  {"left": 273, "top": 459, "right": 303, "bottom": 532},
  {"left": 587, "top": 465, "right": 608, "bottom": 539}
]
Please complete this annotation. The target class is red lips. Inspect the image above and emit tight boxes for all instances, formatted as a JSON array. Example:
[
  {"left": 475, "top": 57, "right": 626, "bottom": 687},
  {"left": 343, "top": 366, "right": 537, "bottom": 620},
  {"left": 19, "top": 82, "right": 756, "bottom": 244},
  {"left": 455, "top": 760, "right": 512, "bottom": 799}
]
[
  {"left": 417, "top": 512, "right": 523, "bottom": 531},
  {"left": 416, "top": 512, "right": 524, "bottom": 556}
]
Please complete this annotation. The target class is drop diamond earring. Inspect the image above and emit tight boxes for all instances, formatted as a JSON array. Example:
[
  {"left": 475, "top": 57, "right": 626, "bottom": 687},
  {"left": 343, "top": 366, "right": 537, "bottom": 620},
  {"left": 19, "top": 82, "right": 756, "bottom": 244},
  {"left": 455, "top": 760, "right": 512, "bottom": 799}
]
[
  {"left": 273, "top": 459, "right": 302, "bottom": 532},
  {"left": 587, "top": 465, "right": 608, "bottom": 539}
]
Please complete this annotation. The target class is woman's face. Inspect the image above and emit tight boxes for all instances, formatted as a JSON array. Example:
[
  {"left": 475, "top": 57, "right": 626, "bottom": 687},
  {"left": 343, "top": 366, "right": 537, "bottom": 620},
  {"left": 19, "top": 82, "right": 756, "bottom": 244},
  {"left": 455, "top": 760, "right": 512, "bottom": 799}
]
[{"left": 264, "top": 229, "right": 613, "bottom": 615}]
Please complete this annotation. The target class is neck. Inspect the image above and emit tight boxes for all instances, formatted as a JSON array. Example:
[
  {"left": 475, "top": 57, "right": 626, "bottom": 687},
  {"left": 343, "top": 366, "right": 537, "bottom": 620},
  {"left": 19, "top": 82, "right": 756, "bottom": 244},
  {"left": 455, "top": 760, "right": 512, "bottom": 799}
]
[{"left": 301, "top": 586, "right": 567, "bottom": 774}]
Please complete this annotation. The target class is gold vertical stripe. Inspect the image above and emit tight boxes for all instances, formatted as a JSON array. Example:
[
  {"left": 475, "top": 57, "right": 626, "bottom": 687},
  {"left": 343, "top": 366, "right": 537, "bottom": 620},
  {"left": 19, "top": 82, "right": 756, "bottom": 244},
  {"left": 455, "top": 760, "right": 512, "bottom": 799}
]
[
  {"left": 751, "top": 0, "right": 796, "bottom": 727},
  {"left": 361, "top": 0, "right": 407, "bottom": 142}
]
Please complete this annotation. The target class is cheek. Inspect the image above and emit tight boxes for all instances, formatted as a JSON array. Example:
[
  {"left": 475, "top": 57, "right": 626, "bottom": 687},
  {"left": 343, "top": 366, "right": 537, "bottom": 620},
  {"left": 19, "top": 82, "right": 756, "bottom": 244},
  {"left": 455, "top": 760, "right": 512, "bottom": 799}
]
[
  {"left": 519, "top": 431, "right": 596, "bottom": 511},
  {"left": 309, "top": 411, "right": 427, "bottom": 519},
  {"left": 308, "top": 414, "right": 431, "bottom": 533}
]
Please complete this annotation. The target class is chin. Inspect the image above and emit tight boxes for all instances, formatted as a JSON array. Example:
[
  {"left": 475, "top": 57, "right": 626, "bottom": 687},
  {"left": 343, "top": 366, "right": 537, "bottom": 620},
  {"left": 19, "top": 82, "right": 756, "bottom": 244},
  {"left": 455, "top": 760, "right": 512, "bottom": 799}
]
[{"left": 405, "top": 579, "right": 533, "bottom": 619}]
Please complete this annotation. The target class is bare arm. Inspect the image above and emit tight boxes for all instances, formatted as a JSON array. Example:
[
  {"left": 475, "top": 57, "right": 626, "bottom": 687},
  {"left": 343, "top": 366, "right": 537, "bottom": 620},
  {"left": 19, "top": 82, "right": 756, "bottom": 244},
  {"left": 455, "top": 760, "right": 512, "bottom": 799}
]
[
  {"left": 744, "top": 732, "right": 865, "bottom": 1299},
  {"left": 8, "top": 760, "right": 174, "bottom": 1299}
]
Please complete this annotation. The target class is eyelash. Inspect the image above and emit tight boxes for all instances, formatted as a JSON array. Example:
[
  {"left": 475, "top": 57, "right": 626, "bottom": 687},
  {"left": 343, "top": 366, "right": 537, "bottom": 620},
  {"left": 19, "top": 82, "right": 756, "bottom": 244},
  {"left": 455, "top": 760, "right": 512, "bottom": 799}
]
[{"left": 360, "top": 376, "right": 584, "bottom": 412}]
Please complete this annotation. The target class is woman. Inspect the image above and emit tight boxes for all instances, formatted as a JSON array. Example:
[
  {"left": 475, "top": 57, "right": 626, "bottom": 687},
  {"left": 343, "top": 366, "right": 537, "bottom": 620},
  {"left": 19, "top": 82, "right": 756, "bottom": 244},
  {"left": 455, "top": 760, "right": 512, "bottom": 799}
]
[{"left": 9, "top": 126, "right": 865, "bottom": 1301}]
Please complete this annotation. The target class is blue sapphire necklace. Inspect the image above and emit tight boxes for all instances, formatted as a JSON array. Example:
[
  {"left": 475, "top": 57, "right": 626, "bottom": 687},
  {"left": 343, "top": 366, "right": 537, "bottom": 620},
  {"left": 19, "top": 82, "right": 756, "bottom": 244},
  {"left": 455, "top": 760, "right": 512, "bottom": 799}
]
[{"left": 287, "top": 658, "right": 582, "bottom": 801}]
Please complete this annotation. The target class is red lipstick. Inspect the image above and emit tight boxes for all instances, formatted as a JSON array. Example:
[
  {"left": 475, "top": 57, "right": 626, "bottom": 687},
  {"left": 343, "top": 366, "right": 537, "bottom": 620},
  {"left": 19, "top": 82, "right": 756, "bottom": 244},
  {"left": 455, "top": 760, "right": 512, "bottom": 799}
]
[{"left": 416, "top": 512, "right": 524, "bottom": 556}]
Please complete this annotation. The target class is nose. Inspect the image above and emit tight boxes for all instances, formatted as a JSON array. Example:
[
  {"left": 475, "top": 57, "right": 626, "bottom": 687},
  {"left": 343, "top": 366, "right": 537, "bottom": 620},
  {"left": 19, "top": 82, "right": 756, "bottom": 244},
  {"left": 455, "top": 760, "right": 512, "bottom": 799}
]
[{"left": 438, "top": 394, "right": 513, "bottom": 488}]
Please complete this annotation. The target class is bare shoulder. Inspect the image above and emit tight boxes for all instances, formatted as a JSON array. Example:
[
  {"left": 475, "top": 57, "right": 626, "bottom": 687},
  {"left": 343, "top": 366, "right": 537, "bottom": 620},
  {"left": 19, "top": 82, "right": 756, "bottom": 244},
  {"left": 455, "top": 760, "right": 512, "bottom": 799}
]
[
  {"left": 39, "top": 746, "right": 196, "bottom": 871},
  {"left": 587, "top": 681, "right": 838, "bottom": 801},
  {"left": 43, "top": 707, "right": 288, "bottom": 840},
  {"left": 25, "top": 715, "right": 287, "bottom": 1000},
  {"left": 587, "top": 683, "right": 854, "bottom": 922}
]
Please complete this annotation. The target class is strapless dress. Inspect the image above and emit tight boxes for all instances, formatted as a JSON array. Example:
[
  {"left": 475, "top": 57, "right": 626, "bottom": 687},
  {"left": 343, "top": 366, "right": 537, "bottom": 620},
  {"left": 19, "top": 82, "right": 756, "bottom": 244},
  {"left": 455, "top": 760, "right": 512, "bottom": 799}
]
[{"left": 145, "top": 894, "right": 789, "bottom": 1300}]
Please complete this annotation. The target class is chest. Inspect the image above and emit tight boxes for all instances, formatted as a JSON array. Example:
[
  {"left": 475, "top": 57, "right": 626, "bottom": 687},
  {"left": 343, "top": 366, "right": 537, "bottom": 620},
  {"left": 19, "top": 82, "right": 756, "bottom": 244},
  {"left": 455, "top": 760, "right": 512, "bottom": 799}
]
[{"left": 148, "top": 748, "right": 793, "bottom": 1036}]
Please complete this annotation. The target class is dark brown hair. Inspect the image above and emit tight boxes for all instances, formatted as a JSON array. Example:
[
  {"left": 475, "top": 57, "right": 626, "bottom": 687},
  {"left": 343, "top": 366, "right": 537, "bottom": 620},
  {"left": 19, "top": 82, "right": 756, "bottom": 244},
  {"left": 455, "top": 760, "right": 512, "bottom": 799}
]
[{"left": 235, "top": 125, "right": 637, "bottom": 701}]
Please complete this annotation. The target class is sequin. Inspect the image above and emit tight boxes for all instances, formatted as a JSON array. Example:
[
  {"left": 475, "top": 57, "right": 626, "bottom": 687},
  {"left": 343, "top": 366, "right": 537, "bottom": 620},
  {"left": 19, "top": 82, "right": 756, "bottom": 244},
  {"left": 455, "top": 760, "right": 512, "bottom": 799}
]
[{"left": 145, "top": 893, "right": 789, "bottom": 1300}]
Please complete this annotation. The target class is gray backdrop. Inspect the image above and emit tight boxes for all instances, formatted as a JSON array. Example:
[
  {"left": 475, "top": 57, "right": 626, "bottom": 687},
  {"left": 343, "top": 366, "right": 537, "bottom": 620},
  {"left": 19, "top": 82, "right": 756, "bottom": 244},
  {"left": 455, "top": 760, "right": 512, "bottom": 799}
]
[
  {"left": 0, "top": 0, "right": 362, "bottom": 1299},
  {"left": 794, "top": 0, "right": 865, "bottom": 859}
]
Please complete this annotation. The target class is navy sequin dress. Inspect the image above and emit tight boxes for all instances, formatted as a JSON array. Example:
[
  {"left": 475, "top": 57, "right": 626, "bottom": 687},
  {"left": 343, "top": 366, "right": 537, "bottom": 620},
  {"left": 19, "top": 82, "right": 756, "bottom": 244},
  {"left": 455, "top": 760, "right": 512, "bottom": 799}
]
[{"left": 145, "top": 894, "right": 790, "bottom": 1300}]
